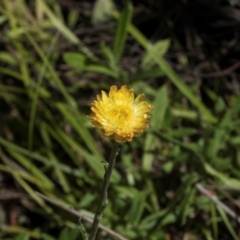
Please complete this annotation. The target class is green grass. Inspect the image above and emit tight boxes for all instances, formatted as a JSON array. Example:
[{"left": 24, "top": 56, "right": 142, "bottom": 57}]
[{"left": 1, "top": 1, "right": 240, "bottom": 240}]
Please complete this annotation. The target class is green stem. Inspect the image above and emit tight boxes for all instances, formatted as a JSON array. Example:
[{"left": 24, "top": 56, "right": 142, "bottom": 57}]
[{"left": 89, "top": 142, "right": 120, "bottom": 240}]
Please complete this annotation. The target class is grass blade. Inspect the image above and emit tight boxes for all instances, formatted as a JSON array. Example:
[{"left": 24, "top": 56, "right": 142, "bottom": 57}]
[
  {"left": 116, "top": 16, "right": 218, "bottom": 123},
  {"left": 113, "top": 2, "right": 133, "bottom": 62},
  {"left": 142, "top": 85, "right": 169, "bottom": 171}
]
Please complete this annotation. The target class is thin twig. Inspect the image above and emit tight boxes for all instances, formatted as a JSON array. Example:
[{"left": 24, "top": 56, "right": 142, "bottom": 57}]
[
  {"left": 198, "top": 61, "right": 240, "bottom": 78},
  {"left": 195, "top": 183, "right": 240, "bottom": 224},
  {"left": 205, "top": 182, "right": 240, "bottom": 209},
  {"left": 0, "top": 192, "right": 28, "bottom": 200},
  {"left": 203, "top": 185, "right": 240, "bottom": 191},
  {"left": 35, "top": 191, "right": 128, "bottom": 240}
]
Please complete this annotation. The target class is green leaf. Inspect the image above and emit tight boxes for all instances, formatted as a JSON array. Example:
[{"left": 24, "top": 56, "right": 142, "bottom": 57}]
[
  {"left": 207, "top": 110, "right": 232, "bottom": 159},
  {"left": 84, "top": 65, "right": 118, "bottom": 78},
  {"left": 63, "top": 52, "right": 86, "bottom": 69},
  {"left": 54, "top": 128, "right": 120, "bottom": 183},
  {"left": 123, "top": 20, "right": 217, "bottom": 123},
  {"left": 14, "top": 233, "right": 30, "bottom": 240},
  {"left": 92, "top": 0, "right": 116, "bottom": 25},
  {"left": 151, "top": 85, "right": 169, "bottom": 130},
  {"left": 217, "top": 207, "right": 239, "bottom": 240},
  {"left": 7, "top": 150, "right": 54, "bottom": 190},
  {"left": 0, "top": 163, "right": 51, "bottom": 212},
  {"left": 128, "top": 190, "right": 149, "bottom": 226},
  {"left": 37, "top": 0, "right": 79, "bottom": 44},
  {"left": 0, "top": 51, "right": 17, "bottom": 65},
  {"left": 0, "top": 137, "right": 89, "bottom": 179},
  {"left": 142, "top": 39, "right": 170, "bottom": 69},
  {"left": 59, "top": 228, "right": 80, "bottom": 240},
  {"left": 204, "top": 163, "right": 240, "bottom": 187},
  {"left": 131, "top": 68, "right": 165, "bottom": 80},
  {"left": 56, "top": 103, "right": 101, "bottom": 157},
  {"left": 42, "top": 233, "right": 56, "bottom": 240},
  {"left": 142, "top": 85, "right": 169, "bottom": 171},
  {"left": 100, "top": 42, "right": 118, "bottom": 72},
  {"left": 113, "top": 2, "right": 133, "bottom": 62}
]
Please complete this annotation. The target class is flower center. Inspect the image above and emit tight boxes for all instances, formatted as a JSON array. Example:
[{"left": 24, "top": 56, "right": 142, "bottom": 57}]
[{"left": 108, "top": 106, "right": 133, "bottom": 129}]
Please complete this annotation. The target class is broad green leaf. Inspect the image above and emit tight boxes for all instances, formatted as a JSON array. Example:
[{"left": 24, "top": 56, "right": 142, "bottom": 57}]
[{"left": 63, "top": 52, "right": 86, "bottom": 69}]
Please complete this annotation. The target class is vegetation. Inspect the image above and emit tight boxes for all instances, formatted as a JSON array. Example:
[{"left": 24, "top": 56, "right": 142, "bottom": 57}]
[{"left": 1, "top": 0, "right": 240, "bottom": 239}]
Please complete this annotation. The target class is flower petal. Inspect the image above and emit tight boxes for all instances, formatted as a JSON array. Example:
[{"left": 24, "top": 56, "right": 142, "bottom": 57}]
[{"left": 89, "top": 85, "right": 152, "bottom": 142}]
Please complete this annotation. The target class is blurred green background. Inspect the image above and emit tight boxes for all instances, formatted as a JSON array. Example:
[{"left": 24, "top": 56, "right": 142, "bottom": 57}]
[{"left": 1, "top": 0, "right": 240, "bottom": 239}]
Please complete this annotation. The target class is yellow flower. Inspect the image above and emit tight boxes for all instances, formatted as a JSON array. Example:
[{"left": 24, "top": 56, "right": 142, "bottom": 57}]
[{"left": 89, "top": 85, "right": 152, "bottom": 142}]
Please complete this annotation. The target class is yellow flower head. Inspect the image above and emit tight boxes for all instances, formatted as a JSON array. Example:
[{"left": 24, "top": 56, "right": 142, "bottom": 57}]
[{"left": 89, "top": 85, "right": 153, "bottom": 142}]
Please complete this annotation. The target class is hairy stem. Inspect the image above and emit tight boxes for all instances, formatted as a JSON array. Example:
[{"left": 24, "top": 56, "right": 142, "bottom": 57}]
[{"left": 89, "top": 142, "right": 120, "bottom": 240}]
